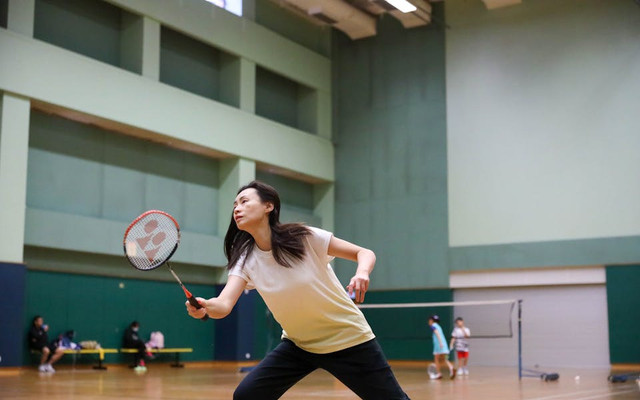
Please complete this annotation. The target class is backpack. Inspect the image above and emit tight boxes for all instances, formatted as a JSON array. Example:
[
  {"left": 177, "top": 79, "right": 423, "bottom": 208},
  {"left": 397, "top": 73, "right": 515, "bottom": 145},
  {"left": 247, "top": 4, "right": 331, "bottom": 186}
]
[{"left": 146, "top": 331, "right": 164, "bottom": 349}]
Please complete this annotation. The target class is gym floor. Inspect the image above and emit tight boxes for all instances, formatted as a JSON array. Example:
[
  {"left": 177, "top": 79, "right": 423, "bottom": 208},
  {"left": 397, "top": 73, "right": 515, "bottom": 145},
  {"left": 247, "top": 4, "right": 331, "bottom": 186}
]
[{"left": 1, "top": 362, "right": 638, "bottom": 399}]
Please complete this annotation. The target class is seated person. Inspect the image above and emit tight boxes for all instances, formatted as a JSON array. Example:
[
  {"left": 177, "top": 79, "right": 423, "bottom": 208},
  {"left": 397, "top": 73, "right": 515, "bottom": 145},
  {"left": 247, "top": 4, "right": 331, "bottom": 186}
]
[
  {"left": 28, "top": 315, "right": 65, "bottom": 373},
  {"left": 123, "top": 321, "right": 153, "bottom": 367}
]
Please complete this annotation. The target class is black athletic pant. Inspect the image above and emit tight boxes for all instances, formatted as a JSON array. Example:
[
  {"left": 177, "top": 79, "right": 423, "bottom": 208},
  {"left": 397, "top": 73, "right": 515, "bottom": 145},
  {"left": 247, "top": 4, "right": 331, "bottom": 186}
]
[
  {"left": 124, "top": 339, "right": 146, "bottom": 365},
  {"left": 234, "top": 339, "right": 410, "bottom": 400}
]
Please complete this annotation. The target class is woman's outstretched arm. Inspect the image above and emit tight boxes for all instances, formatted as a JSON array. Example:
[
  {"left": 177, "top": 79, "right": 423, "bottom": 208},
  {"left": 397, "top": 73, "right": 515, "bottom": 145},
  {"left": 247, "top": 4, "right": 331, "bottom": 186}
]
[
  {"left": 328, "top": 236, "right": 376, "bottom": 303},
  {"left": 186, "top": 275, "right": 247, "bottom": 319}
]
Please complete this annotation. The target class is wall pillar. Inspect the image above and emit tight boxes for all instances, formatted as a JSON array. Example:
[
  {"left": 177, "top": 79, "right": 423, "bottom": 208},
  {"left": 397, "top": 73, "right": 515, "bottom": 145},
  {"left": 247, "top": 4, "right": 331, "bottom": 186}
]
[
  {"left": 316, "top": 89, "right": 331, "bottom": 140},
  {"left": 120, "top": 14, "right": 160, "bottom": 79},
  {"left": 313, "top": 182, "right": 334, "bottom": 232},
  {"left": 0, "top": 262, "right": 27, "bottom": 366},
  {"left": 219, "top": 57, "right": 255, "bottom": 111},
  {"left": 239, "top": 58, "right": 256, "bottom": 113},
  {"left": 0, "top": 93, "right": 30, "bottom": 264},
  {"left": 7, "top": 0, "right": 34, "bottom": 36},
  {"left": 218, "top": 158, "right": 256, "bottom": 238}
]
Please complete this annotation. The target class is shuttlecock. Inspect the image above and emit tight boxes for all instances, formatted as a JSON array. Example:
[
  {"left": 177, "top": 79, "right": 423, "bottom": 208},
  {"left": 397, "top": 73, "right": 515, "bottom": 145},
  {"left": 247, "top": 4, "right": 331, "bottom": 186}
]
[{"left": 574, "top": 375, "right": 580, "bottom": 381}]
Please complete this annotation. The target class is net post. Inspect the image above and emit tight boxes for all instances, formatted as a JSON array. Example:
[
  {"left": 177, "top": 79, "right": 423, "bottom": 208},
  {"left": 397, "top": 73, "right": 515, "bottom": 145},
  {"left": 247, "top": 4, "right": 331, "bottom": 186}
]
[{"left": 518, "top": 299, "right": 522, "bottom": 380}]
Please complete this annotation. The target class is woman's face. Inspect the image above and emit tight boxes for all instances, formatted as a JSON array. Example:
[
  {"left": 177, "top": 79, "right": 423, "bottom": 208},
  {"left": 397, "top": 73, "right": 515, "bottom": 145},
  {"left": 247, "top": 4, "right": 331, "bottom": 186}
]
[
  {"left": 35, "top": 317, "right": 43, "bottom": 327},
  {"left": 233, "top": 188, "right": 273, "bottom": 231}
]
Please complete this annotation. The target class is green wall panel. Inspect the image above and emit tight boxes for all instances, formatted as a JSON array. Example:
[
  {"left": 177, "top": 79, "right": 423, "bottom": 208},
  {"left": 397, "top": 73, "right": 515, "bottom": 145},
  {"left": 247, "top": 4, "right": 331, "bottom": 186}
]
[
  {"left": 27, "top": 111, "right": 220, "bottom": 235},
  {"left": 451, "top": 236, "right": 640, "bottom": 271},
  {"left": 606, "top": 265, "right": 640, "bottom": 364},
  {"left": 23, "top": 270, "right": 217, "bottom": 365},
  {"left": 34, "top": 0, "right": 125, "bottom": 69},
  {"left": 332, "top": 12, "right": 449, "bottom": 290},
  {"left": 160, "top": 26, "right": 225, "bottom": 103},
  {"left": 255, "top": 66, "right": 299, "bottom": 130}
]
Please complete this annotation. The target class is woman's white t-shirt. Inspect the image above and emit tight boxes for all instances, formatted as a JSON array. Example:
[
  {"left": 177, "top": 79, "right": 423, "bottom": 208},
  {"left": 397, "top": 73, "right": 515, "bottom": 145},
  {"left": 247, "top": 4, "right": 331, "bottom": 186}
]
[{"left": 228, "top": 227, "right": 375, "bottom": 354}]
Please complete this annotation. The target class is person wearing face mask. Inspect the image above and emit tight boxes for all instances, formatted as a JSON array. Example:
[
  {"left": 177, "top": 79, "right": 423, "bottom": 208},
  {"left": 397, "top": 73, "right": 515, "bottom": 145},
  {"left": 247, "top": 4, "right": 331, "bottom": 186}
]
[{"left": 123, "top": 321, "right": 152, "bottom": 369}]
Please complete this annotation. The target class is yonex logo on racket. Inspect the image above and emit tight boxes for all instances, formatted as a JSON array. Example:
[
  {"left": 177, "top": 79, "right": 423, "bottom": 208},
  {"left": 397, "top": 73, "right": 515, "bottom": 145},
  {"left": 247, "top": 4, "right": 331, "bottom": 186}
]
[
  {"left": 124, "top": 211, "right": 180, "bottom": 270},
  {"left": 135, "top": 220, "right": 168, "bottom": 262}
]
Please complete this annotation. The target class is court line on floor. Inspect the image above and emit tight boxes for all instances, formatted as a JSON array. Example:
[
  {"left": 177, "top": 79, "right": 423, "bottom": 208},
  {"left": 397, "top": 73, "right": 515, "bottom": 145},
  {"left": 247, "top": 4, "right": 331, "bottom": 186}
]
[
  {"left": 525, "top": 387, "right": 630, "bottom": 400},
  {"left": 526, "top": 388, "right": 637, "bottom": 400},
  {"left": 569, "top": 389, "right": 638, "bottom": 400}
]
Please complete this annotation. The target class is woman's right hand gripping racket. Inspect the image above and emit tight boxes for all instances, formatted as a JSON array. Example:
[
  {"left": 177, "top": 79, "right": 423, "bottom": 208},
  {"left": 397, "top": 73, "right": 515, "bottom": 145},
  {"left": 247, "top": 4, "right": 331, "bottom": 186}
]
[{"left": 123, "top": 210, "right": 208, "bottom": 320}]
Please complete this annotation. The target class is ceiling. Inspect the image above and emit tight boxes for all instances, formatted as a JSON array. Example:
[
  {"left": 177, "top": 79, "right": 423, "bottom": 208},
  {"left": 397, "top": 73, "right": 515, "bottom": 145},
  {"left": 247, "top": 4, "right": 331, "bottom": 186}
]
[{"left": 267, "top": 0, "right": 522, "bottom": 39}]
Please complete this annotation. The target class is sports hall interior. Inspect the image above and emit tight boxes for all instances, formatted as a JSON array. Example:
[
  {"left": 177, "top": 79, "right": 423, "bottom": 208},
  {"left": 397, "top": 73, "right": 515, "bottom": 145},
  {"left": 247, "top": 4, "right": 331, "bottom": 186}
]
[{"left": 0, "top": 0, "right": 638, "bottom": 398}]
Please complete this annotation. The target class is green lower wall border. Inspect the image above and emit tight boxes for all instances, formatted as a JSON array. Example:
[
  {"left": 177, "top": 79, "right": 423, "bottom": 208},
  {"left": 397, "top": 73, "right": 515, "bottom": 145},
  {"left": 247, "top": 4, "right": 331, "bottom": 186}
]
[
  {"left": 450, "top": 236, "right": 640, "bottom": 271},
  {"left": 606, "top": 265, "right": 640, "bottom": 364},
  {"left": 22, "top": 270, "right": 217, "bottom": 366}
]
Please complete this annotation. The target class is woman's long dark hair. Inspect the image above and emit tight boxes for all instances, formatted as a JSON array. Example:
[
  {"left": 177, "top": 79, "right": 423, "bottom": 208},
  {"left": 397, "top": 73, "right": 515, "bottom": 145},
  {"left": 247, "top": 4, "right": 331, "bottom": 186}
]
[{"left": 224, "top": 180, "right": 310, "bottom": 269}]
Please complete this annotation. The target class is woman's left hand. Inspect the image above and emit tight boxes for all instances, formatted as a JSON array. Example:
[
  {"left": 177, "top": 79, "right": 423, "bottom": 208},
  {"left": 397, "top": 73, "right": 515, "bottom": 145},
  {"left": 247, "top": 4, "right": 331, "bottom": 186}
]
[{"left": 347, "top": 271, "right": 370, "bottom": 303}]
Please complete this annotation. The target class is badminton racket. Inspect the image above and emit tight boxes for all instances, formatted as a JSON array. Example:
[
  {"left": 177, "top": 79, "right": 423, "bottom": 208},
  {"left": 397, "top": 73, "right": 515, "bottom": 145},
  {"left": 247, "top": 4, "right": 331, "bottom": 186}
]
[{"left": 123, "top": 210, "right": 208, "bottom": 321}]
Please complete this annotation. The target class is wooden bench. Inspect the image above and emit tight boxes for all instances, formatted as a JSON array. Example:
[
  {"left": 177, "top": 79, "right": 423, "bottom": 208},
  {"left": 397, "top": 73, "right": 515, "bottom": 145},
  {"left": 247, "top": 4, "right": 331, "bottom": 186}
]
[
  {"left": 31, "top": 348, "right": 118, "bottom": 370},
  {"left": 120, "top": 348, "right": 193, "bottom": 367},
  {"left": 63, "top": 348, "right": 118, "bottom": 370}
]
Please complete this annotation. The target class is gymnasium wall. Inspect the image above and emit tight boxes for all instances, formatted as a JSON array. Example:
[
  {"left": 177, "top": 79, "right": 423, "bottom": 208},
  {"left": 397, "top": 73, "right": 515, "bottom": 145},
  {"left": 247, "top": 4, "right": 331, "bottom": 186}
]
[
  {"left": 606, "top": 264, "right": 640, "bottom": 364},
  {"left": 446, "top": 0, "right": 640, "bottom": 268},
  {"left": 332, "top": 9, "right": 449, "bottom": 290},
  {"left": 25, "top": 110, "right": 227, "bottom": 280},
  {"left": 28, "top": 111, "right": 220, "bottom": 236},
  {"left": 1, "top": 0, "right": 337, "bottom": 365},
  {"left": 22, "top": 270, "right": 217, "bottom": 364}
]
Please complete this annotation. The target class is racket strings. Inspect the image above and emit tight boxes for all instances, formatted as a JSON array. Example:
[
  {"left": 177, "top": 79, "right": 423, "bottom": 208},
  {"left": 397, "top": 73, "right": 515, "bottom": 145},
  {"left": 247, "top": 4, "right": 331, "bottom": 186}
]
[{"left": 124, "top": 213, "right": 179, "bottom": 270}]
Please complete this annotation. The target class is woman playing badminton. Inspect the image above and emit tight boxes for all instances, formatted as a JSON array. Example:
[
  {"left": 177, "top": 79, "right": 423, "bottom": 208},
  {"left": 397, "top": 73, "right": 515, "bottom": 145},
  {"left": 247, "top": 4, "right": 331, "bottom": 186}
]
[{"left": 185, "top": 180, "right": 410, "bottom": 400}]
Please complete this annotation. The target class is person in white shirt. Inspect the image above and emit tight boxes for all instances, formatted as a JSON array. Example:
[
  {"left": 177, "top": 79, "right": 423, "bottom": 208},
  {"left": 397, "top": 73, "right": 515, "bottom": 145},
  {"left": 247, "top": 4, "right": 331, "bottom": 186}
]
[
  {"left": 186, "top": 180, "right": 410, "bottom": 400},
  {"left": 449, "top": 317, "right": 471, "bottom": 376}
]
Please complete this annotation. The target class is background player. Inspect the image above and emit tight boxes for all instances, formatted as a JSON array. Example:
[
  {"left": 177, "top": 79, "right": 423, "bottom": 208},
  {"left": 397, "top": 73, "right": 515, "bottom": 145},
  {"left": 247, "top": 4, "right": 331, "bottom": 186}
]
[
  {"left": 428, "top": 315, "right": 455, "bottom": 380},
  {"left": 450, "top": 317, "right": 471, "bottom": 376}
]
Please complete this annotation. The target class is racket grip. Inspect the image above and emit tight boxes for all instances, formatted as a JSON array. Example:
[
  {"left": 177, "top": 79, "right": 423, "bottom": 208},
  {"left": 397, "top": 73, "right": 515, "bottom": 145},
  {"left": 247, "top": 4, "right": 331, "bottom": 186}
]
[{"left": 187, "top": 295, "right": 209, "bottom": 321}]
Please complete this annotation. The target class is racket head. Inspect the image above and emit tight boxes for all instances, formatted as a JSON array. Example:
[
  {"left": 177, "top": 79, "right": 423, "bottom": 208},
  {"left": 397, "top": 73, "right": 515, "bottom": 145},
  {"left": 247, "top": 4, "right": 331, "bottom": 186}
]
[{"left": 124, "top": 210, "right": 180, "bottom": 271}]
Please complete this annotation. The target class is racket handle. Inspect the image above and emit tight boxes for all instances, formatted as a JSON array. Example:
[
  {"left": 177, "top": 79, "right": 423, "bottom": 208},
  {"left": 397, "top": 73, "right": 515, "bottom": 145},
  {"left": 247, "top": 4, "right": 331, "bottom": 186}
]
[{"left": 184, "top": 288, "right": 209, "bottom": 321}]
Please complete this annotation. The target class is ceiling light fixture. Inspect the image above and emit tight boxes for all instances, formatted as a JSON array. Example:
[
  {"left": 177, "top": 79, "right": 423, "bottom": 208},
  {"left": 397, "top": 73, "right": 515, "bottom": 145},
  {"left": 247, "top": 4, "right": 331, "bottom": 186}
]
[
  {"left": 204, "top": 0, "right": 225, "bottom": 6},
  {"left": 384, "top": 0, "right": 417, "bottom": 13}
]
